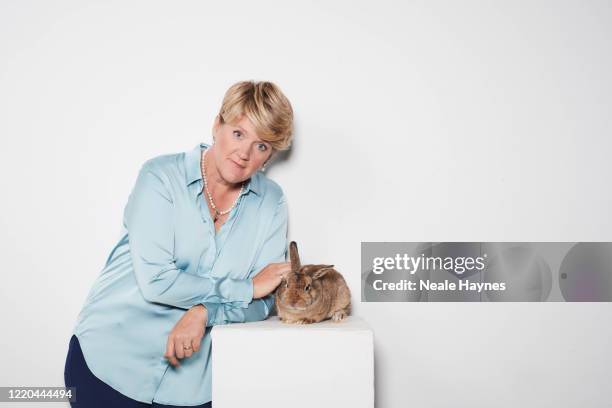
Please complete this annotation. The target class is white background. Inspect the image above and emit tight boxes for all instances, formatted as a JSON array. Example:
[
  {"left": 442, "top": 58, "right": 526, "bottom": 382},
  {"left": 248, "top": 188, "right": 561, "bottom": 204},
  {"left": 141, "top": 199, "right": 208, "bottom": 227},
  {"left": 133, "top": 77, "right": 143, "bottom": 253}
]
[{"left": 1, "top": 1, "right": 611, "bottom": 407}]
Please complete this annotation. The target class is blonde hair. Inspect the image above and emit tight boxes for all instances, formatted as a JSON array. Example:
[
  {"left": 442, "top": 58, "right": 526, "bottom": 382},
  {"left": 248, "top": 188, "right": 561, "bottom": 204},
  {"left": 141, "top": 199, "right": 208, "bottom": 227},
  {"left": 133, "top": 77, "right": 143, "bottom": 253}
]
[{"left": 218, "top": 80, "right": 294, "bottom": 151}]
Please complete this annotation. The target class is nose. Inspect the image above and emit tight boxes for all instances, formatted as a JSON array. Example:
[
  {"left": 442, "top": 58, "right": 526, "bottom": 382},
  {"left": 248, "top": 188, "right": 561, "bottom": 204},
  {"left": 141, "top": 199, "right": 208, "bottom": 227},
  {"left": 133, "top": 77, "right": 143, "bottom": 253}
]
[{"left": 237, "top": 145, "right": 250, "bottom": 161}]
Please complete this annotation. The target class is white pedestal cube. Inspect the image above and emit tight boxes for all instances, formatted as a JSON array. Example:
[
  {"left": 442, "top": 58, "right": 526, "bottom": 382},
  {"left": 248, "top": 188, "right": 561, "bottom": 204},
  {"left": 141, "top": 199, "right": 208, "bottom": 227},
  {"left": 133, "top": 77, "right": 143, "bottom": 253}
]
[{"left": 211, "top": 316, "right": 374, "bottom": 408}]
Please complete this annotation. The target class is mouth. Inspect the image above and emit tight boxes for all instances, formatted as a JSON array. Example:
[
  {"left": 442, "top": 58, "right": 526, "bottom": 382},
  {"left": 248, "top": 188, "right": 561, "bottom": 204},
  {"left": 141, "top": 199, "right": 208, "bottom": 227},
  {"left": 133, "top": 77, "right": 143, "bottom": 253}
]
[
  {"left": 229, "top": 159, "right": 246, "bottom": 169},
  {"left": 228, "top": 159, "right": 246, "bottom": 170}
]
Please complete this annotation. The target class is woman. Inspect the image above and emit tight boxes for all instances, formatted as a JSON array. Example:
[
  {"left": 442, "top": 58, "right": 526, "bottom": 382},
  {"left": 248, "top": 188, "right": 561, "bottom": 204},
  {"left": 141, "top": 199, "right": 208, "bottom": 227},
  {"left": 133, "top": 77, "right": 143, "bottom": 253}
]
[{"left": 64, "top": 80, "right": 294, "bottom": 407}]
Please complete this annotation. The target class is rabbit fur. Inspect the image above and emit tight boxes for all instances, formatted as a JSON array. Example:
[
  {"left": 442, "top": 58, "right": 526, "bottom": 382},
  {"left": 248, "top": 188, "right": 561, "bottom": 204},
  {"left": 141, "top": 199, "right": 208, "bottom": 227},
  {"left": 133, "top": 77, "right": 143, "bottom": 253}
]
[{"left": 274, "top": 241, "right": 351, "bottom": 324}]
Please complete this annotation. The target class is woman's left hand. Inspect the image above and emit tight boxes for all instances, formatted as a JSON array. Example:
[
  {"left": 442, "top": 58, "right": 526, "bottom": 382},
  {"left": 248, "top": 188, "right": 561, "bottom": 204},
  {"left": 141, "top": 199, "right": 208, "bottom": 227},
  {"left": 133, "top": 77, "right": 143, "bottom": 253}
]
[{"left": 164, "top": 305, "right": 208, "bottom": 367}]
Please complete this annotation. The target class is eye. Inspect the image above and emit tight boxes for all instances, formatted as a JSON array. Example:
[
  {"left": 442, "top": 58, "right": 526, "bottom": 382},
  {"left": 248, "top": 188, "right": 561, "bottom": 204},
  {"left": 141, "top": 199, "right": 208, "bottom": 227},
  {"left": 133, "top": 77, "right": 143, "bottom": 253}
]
[
  {"left": 233, "top": 130, "right": 242, "bottom": 138},
  {"left": 257, "top": 143, "right": 268, "bottom": 152},
  {"left": 304, "top": 284, "right": 310, "bottom": 292}
]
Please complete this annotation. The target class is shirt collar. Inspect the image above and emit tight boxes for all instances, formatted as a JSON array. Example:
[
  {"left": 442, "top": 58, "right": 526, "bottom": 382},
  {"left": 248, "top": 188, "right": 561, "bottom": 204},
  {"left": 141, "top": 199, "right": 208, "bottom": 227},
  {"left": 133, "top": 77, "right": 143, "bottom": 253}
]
[{"left": 184, "top": 142, "right": 261, "bottom": 196}]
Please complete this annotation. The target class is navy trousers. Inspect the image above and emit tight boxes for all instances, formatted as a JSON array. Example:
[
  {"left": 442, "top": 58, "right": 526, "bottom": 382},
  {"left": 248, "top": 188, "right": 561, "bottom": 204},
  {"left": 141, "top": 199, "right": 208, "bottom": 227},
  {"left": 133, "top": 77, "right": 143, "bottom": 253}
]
[{"left": 64, "top": 334, "right": 212, "bottom": 408}]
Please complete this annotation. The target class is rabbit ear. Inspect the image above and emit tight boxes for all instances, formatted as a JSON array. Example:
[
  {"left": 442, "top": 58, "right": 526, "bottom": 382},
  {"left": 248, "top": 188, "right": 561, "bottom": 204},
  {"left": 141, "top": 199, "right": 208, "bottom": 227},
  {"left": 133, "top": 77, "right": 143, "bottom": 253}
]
[
  {"left": 312, "top": 264, "right": 334, "bottom": 280},
  {"left": 289, "top": 241, "right": 301, "bottom": 274}
]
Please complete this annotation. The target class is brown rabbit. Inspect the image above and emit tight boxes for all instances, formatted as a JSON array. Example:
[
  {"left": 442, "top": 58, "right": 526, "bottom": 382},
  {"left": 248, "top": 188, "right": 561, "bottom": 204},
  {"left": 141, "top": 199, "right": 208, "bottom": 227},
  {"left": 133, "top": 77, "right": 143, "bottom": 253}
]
[{"left": 275, "top": 241, "right": 351, "bottom": 324}]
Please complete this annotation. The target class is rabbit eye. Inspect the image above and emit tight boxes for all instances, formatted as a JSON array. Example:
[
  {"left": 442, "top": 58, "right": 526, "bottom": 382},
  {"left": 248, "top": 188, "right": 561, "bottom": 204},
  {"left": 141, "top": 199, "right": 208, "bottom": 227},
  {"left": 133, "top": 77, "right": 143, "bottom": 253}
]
[{"left": 304, "top": 284, "right": 310, "bottom": 291}]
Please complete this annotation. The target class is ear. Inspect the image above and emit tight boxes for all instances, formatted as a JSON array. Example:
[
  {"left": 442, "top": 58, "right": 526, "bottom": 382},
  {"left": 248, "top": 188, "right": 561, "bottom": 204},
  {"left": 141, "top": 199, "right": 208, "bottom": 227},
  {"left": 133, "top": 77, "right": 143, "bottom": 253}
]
[
  {"left": 289, "top": 241, "right": 301, "bottom": 274},
  {"left": 212, "top": 115, "right": 221, "bottom": 135},
  {"left": 312, "top": 264, "right": 334, "bottom": 280}
]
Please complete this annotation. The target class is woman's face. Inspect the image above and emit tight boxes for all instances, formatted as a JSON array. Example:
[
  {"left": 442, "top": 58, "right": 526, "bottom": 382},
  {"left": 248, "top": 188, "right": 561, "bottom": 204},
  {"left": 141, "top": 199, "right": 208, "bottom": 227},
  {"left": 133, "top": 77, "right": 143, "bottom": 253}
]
[{"left": 210, "top": 114, "right": 273, "bottom": 186}]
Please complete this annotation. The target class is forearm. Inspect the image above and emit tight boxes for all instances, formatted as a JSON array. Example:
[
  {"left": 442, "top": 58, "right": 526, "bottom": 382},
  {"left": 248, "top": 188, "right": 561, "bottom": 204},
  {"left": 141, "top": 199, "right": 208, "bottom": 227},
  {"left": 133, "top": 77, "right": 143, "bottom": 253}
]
[
  {"left": 136, "top": 266, "right": 254, "bottom": 310},
  {"left": 201, "top": 294, "right": 275, "bottom": 327}
]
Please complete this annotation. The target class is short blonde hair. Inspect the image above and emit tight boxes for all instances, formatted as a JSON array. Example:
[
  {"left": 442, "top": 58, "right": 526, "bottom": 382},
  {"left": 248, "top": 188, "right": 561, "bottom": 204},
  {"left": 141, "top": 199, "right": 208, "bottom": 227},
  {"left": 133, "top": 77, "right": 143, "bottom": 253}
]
[{"left": 218, "top": 80, "right": 294, "bottom": 151}]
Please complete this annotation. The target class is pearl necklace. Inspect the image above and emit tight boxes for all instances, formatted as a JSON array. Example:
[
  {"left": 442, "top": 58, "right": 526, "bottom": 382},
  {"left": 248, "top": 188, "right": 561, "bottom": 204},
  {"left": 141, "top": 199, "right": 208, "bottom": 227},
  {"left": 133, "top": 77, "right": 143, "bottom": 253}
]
[{"left": 201, "top": 148, "right": 245, "bottom": 222}]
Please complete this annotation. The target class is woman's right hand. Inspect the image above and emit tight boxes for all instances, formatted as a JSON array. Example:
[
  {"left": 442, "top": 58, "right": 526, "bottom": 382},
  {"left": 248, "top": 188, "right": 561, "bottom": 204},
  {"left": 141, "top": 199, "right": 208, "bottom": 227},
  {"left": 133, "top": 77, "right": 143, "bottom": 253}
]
[{"left": 252, "top": 262, "right": 292, "bottom": 299}]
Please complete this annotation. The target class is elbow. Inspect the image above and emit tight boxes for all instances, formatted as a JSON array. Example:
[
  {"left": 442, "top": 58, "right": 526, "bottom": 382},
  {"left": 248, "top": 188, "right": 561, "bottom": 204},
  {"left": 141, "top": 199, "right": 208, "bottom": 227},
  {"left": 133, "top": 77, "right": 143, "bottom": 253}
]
[
  {"left": 137, "top": 280, "right": 169, "bottom": 305},
  {"left": 134, "top": 266, "right": 181, "bottom": 305},
  {"left": 139, "top": 284, "right": 160, "bottom": 304}
]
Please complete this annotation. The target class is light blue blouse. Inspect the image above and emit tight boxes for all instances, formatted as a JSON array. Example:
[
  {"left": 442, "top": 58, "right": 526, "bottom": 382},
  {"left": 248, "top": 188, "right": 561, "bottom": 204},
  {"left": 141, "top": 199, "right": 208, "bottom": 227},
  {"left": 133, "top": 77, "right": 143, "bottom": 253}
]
[{"left": 72, "top": 142, "right": 288, "bottom": 405}]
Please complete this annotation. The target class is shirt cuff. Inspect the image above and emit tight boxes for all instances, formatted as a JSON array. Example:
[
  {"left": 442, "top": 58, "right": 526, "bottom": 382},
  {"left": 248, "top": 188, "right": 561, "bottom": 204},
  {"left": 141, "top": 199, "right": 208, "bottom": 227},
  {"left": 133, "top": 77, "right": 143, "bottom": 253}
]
[
  {"left": 227, "top": 277, "right": 254, "bottom": 308},
  {"left": 238, "top": 277, "right": 254, "bottom": 304},
  {"left": 200, "top": 302, "right": 218, "bottom": 327},
  {"left": 200, "top": 277, "right": 254, "bottom": 310}
]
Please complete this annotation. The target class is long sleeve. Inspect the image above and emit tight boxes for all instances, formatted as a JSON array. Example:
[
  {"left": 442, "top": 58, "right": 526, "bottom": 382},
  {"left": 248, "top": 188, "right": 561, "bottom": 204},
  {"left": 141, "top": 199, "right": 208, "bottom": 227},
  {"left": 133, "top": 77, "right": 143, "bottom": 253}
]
[
  {"left": 124, "top": 160, "right": 254, "bottom": 310},
  {"left": 202, "top": 194, "right": 288, "bottom": 327}
]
